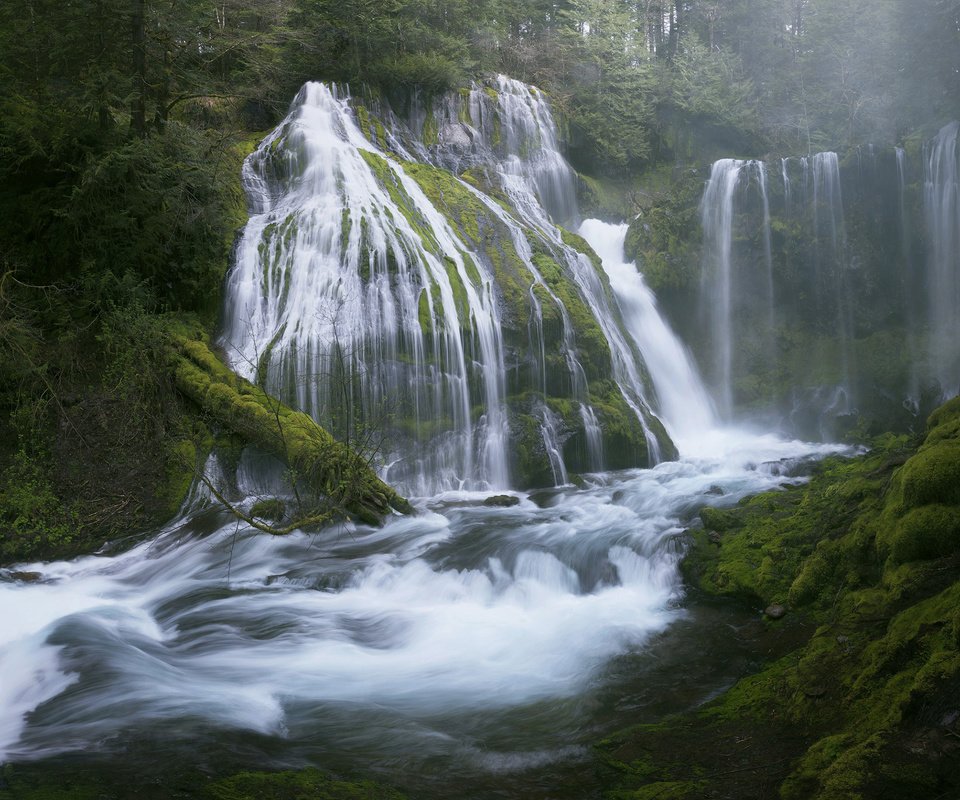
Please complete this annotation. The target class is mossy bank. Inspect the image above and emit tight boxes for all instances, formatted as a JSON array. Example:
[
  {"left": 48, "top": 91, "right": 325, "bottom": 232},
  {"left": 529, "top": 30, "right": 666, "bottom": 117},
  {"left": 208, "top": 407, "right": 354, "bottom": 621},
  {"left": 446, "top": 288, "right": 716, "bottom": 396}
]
[{"left": 599, "top": 396, "right": 960, "bottom": 799}]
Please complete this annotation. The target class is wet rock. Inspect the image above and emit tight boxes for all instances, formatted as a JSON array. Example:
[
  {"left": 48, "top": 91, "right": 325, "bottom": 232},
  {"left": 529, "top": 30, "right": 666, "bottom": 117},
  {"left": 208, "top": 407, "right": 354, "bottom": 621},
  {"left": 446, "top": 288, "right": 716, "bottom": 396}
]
[
  {"left": 705, "top": 485, "right": 725, "bottom": 496},
  {"left": 528, "top": 490, "right": 560, "bottom": 508},
  {"left": 438, "top": 122, "right": 475, "bottom": 150},
  {"left": 764, "top": 603, "right": 787, "bottom": 620},
  {"left": 483, "top": 494, "right": 521, "bottom": 507},
  {"left": 9, "top": 571, "right": 43, "bottom": 583},
  {"left": 707, "top": 531, "right": 723, "bottom": 545}
]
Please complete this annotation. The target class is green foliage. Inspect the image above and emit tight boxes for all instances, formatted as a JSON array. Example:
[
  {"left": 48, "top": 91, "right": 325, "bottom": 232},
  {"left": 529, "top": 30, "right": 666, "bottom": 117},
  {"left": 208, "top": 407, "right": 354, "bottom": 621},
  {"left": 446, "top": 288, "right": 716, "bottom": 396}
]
[
  {"left": 605, "top": 397, "right": 960, "bottom": 800},
  {"left": 209, "top": 768, "right": 407, "bottom": 800},
  {"left": 667, "top": 36, "right": 760, "bottom": 146},
  {"left": 623, "top": 169, "right": 703, "bottom": 293},
  {"left": 0, "top": 445, "right": 80, "bottom": 563}
]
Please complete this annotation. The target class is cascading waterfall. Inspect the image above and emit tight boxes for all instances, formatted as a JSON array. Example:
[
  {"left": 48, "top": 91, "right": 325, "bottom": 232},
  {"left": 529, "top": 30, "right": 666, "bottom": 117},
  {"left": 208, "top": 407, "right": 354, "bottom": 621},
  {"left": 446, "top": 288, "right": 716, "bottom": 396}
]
[
  {"left": 0, "top": 75, "right": 864, "bottom": 796},
  {"left": 420, "top": 75, "right": 665, "bottom": 460},
  {"left": 579, "top": 220, "right": 715, "bottom": 445},
  {"left": 811, "top": 151, "right": 854, "bottom": 408},
  {"left": 699, "top": 151, "right": 865, "bottom": 428},
  {"left": 699, "top": 159, "right": 773, "bottom": 418},
  {"left": 223, "top": 83, "right": 508, "bottom": 495},
  {"left": 924, "top": 121, "right": 960, "bottom": 397},
  {"left": 224, "top": 77, "right": 671, "bottom": 493}
]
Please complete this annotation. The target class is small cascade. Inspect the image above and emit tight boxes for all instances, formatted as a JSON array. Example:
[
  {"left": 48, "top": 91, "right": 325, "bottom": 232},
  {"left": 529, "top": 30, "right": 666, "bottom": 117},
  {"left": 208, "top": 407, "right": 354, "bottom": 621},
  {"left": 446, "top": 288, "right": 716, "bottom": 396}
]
[
  {"left": 580, "top": 220, "right": 716, "bottom": 445},
  {"left": 699, "top": 151, "right": 865, "bottom": 427},
  {"left": 698, "top": 159, "right": 773, "bottom": 418},
  {"left": 923, "top": 121, "right": 960, "bottom": 398},
  {"left": 537, "top": 405, "right": 569, "bottom": 484},
  {"left": 897, "top": 145, "right": 922, "bottom": 402}
]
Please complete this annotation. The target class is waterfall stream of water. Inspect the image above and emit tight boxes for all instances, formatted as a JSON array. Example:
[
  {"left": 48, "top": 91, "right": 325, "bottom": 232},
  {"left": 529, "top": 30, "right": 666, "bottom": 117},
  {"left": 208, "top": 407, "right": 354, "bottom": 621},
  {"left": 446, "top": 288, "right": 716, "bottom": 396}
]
[{"left": 0, "top": 78, "right": 854, "bottom": 797}]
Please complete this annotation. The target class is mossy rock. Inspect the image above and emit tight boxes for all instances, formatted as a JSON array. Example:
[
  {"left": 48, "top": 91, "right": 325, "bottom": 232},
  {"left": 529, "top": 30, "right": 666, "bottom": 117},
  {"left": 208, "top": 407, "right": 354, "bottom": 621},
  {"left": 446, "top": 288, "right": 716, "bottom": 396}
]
[
  {"left": 898, "top": 441, "right": 960, "bottom": 509},
  {"left": 886, "top": 504, "right": 960, "bottom": 564},
  {"left": 166, "top": 329, "right": 412, "bottom": 525},
  {"left": 604, "top": 398, "right": 960, "bottom": 800},
  {"left": 699, "top": 506, "right": 744, "bottom": 533}
]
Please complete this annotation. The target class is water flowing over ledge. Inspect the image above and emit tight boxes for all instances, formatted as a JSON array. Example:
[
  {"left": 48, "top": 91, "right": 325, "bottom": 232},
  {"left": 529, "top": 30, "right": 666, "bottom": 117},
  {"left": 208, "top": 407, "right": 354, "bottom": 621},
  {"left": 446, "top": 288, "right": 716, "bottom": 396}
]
[
  {"left": 0, "top": 76, "right": 863, "bottom": 795},
  {"left": 680, "top": 130, "right": 960, "bottom": 437},
  {"left": 222, "top": 78, "right": 672, "bottom": 497}
]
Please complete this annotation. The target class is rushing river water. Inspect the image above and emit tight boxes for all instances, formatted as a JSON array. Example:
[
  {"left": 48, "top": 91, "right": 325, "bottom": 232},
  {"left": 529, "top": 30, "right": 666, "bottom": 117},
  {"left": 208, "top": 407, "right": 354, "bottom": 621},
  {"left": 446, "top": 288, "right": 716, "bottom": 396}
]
[
  {"left": 0, "top": 432, "right": 843, "bottom": 796},
  {"left": 0, "top": 78, "right": 857, "bottom": 796}
]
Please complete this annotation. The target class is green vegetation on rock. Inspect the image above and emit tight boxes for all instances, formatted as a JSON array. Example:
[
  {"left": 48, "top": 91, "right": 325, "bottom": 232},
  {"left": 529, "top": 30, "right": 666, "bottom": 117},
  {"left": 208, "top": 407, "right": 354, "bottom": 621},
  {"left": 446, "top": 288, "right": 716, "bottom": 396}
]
[
  {"left": 168, "top": 326, "right": 412, "bottom": 527},
  {"left": 603, "top": 398, "right": 960, "bottom": 799}
]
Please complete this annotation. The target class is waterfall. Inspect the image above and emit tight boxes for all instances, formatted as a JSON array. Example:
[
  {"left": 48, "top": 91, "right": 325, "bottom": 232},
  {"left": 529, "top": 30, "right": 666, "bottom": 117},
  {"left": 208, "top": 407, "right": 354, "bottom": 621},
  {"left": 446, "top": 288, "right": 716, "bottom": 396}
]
[
  {"left": 699, "top": 159, "right": 773, "bottom": 418},
  {"left": 579, "top": 220, "right": 715, "bottom": 444},
  {"left": 810, "top": 151, "right": 853, "bottom": 408},
  {"left": 222, "top": 79, "right": 671, "bottom": 493},
  {"left": 223, "top": 83, "right": 508, "bottom": 495},
  {"left": 924, "top": 121, "right": 960, "bottom": 398}
]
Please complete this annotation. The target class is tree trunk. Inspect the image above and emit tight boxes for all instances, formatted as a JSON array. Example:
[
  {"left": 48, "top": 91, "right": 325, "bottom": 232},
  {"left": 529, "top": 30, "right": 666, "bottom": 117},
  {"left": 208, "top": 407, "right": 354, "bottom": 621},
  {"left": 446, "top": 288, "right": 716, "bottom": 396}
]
[{"left": 169, "top": 332, "right": 413, "bottom": 525}]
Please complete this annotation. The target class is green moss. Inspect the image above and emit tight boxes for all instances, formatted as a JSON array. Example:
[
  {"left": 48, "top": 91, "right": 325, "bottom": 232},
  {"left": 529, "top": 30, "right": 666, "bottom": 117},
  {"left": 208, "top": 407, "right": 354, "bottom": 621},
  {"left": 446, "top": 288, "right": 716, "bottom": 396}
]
[
  {"left": 531, "top": 251, "right": 610, "bottom": 374},
  {"left": 250, "top": 497, "right": 286, "bottom": 521},
  {"left": 927, "top": 395, "right": 960, "bottom": 429},
  {"left": 209, "top": 768, "right": 407, "bottom": 800},
  {"left": 441, "top": 256, "right": 470, "bottom": 318},
  {"left": 168, "top": 331, "right": 412, "bottom": 524},
  {"left": 160, "top": 437, "right": 201, "bottom": 518},
  {"left": 898, "top": 441, "right": 960, "bottom": 508},
  {"left": 354, "top": 103, "right": 374, "bottom": 143},
  {"left": 699, "top": 506, "right": 743, "bottom": 532},
  {"left": 609, "top": 781, "right": 708, "bottom": 800},
  {"left": 358, "top": 151, "right": 441, "bottom": 258},
  {"left": 886, "top": 504, "right": 960, "bottom": 563},
  {"left": 422, "top": 112, "right": 439, "bottom": 147},
  {"left": 604, "top": 397, "right": 960, "bottom": 800},
  {"left": 417, "top": 288, "right": 432, "bottom": 335},
  {"left": 558, "top": 226, "right": 603, "bottom": 274},
  {"left": 401, "top": 160, "right": 482, "bottom": 243}
]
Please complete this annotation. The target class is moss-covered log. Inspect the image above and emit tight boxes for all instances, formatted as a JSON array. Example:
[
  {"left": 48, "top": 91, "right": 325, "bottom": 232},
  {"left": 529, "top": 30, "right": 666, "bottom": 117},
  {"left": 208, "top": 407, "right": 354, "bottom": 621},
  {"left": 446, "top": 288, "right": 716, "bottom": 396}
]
[{"left": 167, "top": 330, "right": 412, "bottom": 526}]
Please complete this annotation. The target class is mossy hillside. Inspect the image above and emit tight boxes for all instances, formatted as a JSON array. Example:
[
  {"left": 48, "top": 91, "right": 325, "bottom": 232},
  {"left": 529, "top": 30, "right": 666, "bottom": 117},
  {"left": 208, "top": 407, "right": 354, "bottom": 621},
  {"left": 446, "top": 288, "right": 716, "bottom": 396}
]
[
  {"left": 209, "top": 769, "right": 407, "bottom": 800},
  {"left": 602, "top": 398, "right": 960, "bottom": 799},
  {"left": 167, "top": 325, "right": 412, "bottom": 525}
]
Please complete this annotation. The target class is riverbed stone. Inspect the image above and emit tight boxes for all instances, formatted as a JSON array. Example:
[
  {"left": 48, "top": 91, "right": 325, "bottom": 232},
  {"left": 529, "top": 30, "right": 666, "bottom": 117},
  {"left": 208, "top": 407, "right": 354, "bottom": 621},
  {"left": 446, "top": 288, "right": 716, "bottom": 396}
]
[
  {"left": 764, "top": 603, "right": 787, "bottom": 619},
  {"left": 483, "top": 494, "right": 521, "bottom": 507}
]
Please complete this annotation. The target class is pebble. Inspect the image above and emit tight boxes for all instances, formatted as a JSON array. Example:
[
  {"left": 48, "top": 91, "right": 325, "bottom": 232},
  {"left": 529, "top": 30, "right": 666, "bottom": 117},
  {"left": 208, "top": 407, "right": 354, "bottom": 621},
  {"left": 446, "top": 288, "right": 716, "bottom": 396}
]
[{"left": 765, "top": 603, "right": 787, "bottom": 620}]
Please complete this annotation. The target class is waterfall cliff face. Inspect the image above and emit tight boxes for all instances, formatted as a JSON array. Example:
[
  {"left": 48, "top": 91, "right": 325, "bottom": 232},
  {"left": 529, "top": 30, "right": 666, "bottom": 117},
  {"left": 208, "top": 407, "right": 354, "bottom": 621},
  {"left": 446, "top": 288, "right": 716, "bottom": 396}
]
[
  {"left": 925, "top": 122, "right": 960, "bottom": 398},
  {"left": 679, "top": 134, "right": 960, "bottom": 438},
  {"left": 223, "top": 79, "right": 673, "bottom": 495}
]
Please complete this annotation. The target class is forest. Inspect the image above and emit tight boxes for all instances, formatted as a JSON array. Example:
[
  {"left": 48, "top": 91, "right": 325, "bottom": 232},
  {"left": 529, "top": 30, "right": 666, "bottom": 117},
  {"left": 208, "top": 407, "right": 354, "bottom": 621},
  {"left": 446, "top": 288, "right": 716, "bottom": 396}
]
[{"left": 1, "top": 1, "right": 960, "bottom": 799}]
